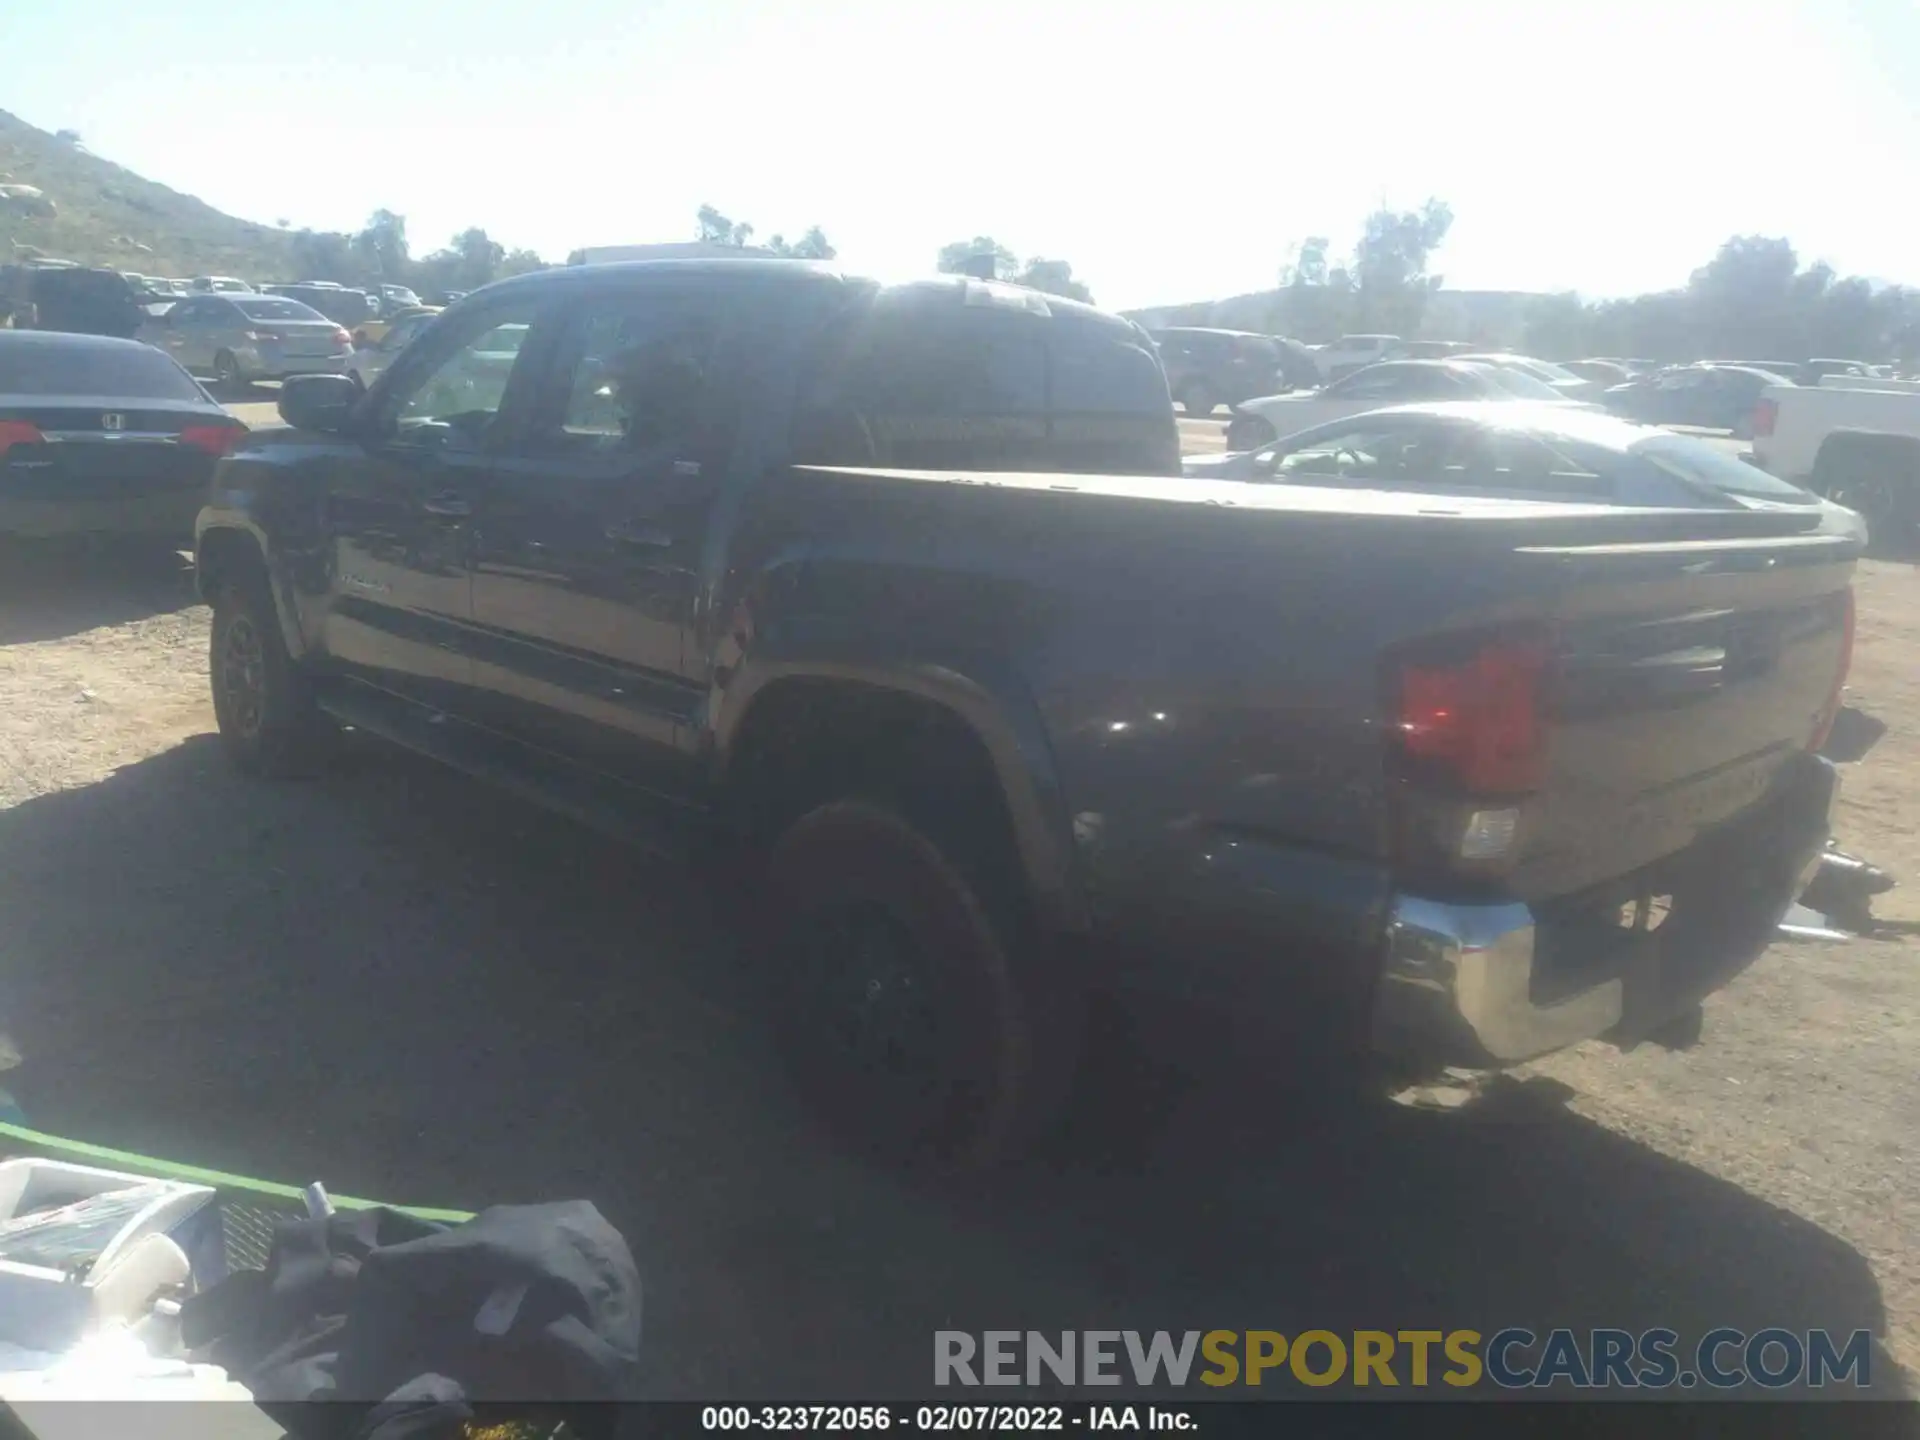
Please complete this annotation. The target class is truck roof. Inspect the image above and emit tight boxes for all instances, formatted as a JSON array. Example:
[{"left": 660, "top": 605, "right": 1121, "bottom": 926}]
[{"left": 483, "top": 261, "right": 1141, "bottom": 339}]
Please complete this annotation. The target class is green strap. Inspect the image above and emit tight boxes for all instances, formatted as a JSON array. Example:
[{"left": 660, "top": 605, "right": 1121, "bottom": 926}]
[{"left": 0, "top": 1121, "right": 474, "bottom": 1224}]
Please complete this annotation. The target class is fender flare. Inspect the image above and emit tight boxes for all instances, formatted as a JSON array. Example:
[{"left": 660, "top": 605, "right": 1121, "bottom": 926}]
[
  {"left": 714, "top": 650, "right": 1089, "bottom": 935},
  {"left": 193, "top": 509, "right": 310, "bottom": 662}
]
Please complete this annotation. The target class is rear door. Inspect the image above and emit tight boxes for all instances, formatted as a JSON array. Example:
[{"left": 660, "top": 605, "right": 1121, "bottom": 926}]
[
  {"left": 156, "top": 297, "right": 218, "bottom": 373},
  {"left": 463, "top": 277, "right": 749, "bottom": 791}
]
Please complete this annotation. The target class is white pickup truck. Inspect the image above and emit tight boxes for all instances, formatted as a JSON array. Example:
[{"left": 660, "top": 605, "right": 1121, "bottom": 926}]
[
  {"left": 1751, "top": 380, "right": 1920, "bottom": 533},
  {"left": 1309, "top": 334, "right": 1401, "bottom": 382}
]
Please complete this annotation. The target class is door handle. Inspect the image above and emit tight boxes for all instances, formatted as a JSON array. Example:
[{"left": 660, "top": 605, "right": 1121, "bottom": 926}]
[
  {"left": 604, "top": 521, "right": 672, "bottom": 548},
  {"left": 421, "top": 492, "right": 470, "bottom": 518}
]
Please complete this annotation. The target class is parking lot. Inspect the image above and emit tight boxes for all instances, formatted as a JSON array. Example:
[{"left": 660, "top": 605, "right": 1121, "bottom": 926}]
[{"left": 0, "top": 392, "right": 1914, "bottom": 1398}]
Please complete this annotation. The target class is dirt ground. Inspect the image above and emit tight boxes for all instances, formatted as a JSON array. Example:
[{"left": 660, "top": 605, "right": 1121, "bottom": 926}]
[{"left": 0, "top": 484, "right": 1913, "bottom": 1396}]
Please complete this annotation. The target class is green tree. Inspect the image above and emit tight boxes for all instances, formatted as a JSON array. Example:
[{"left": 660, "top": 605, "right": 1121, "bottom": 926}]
[
  {"left": 352, "top": 209, "right": 410, "bottom": 282},
  {"left": 936, "top": 236, "right": 1018, "bottom": 280},
  {"left": 1348, "top": 199, "right": 1453, "bottom": 335},
  {"left": 289, "top": 228, "right": 361, "bottom": 285},
  {"left": 1015, "top": 257, "right": 1093, "bottom": 304},
  {"left": 696, "top": 204, "right": 755, "bottom": 247},
  {"left": 766, "top": 226, "right": 837, "bottom": 260},
  {"left": 499, "top": 247, "right": 547, "bottom": 278},
  {"left": 1519, "top": 292, "right": 1589, "bottom": 360}
]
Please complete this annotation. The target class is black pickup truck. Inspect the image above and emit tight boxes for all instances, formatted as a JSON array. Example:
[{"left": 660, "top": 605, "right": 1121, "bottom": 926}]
[{"left": 195, "top": 260, "right": 1857, "bottom": 1165}]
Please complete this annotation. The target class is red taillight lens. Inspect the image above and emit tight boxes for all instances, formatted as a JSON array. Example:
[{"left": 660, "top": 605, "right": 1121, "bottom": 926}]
[
  {"left": 1752, "top": 397, "right": 1778, "bottom": 438},
  {"left": 179, "top": 424, "right": 243, "bottom": 457},
  {"left": 0, "top": 419, "right": 45, "bottom": 457},
  {"left": 1393, "top": 630, "right": 1551, "bottom": 795},
  {"left": 1808, "top": 587, "right": 1855, "bottom": 752},
  {"left": 332, "top": 327, "right": 352, "bottom": 348}
]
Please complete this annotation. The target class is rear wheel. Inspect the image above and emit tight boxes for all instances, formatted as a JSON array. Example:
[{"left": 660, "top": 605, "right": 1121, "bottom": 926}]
[
  {"left": 1179, "top": 384, "right": 1215, "bottom": 418},
  {"left": 1814, "top": 436, "right": 1919, "bottom": 543},
  {"left": 212, "top": 350, "right": 245, "bottom": 394},
  {"left": 209, "top": 573, "right": 330, "bottom": 777},
  {"left": 1224, "top": 414, "right": 1277, "bottom": 452},
  {"left": 764, "top": 800, "right": 1081, "bottom": 1169}
]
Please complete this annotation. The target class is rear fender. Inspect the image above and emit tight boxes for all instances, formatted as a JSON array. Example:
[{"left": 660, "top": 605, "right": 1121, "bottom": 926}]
[{"left": 714, "top": 644, "right": 1088, "bottom": 935}]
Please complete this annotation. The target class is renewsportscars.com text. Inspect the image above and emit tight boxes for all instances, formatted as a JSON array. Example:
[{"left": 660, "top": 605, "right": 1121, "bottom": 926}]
[{"left": 934, "top": 1328, "right": 1873, "bottom": 1390}]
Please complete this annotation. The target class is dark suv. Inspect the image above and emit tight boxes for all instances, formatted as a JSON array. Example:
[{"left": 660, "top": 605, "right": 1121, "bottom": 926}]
[
  {"left": 1147, "top": 327, "right": 1314, "bottom": 416},
  {"left": 263, "top": 283, "right": 378, "bottom": 330},
  {"left": 2, "top": 265, "right": 146, "bottom": 339}
]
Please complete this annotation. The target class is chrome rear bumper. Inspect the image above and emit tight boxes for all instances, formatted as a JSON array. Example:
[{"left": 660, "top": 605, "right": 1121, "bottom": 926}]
[{"left": 1371, "top": 755, "right": 1839, "bottom": 1070}]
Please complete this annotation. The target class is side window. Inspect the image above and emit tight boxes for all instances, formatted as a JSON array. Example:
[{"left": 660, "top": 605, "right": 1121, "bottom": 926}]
[
  {"left": 1270, "top": 422, "right": 1432, "bottom": 480},
  {"left": 1389, "top": 367, "right": 1465, "bottom": 401},
  {"left": 530, "top": 287, "right": 734, "bottom": 458},
  {"left": 1326, "top": 366, "right": 1402, "bottom": 400},
  {"left": 375, "top": 304, "right": 542, "bottom": 451},
  {"left": 1443, "top": 430, "right": 1606, "bottom": 493}
]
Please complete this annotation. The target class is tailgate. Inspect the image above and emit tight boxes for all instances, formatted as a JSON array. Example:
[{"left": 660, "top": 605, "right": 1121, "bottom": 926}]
[{"left": 1505, "top": 524, "right": 1854, "bottom": 901}]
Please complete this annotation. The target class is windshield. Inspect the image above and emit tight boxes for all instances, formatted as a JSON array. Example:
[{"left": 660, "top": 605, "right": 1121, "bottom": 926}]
[
  {"left": 234, "top": 297, "right": 327, "bottom": 322},
  {"left": 0, "top": 341, "right": 206, "bottom": 399},
  {"left": 1469, "top": 366, "right": 1564, "bottom": 401},
  {"left": 1627, "top": 432, "right": 1816, "bottom": 503}
]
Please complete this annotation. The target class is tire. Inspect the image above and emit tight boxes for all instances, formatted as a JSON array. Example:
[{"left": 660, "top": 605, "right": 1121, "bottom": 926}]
[
  {"left": 1814, "top": 436, "right": 1918, "bottom": 542},
  {"left": 209, "top": 571, "right": 329, "bottom": 777},
  {"left": 1179, "top": 385, "right": 1214, "bottom": 418},
  {"left": 763, "top": 799, "right": 1082, "bottom": 1169},
  {"left": 1224, "top": 414, "right": 1277, "bottom": 452},
  {"left": 212, "top": 350, "right": 245, "bottom": 394}
]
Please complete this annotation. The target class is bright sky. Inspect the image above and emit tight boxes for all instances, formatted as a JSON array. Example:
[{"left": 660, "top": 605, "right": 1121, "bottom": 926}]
[{"left": 5, "top": 0, "right": 1917, "bottom": 310}]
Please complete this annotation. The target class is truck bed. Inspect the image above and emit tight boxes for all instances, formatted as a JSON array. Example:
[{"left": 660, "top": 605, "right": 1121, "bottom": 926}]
[{"left": 757, "top": 464, "right": 1857, "bottom": 910}]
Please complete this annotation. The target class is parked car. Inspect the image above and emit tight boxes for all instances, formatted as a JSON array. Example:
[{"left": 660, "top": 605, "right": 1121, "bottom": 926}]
[
  {"left": 1184, "top": 400, "right": 1864, "bottom": 542},
  {"left": 191, "top": 276, "right": 254, "bottom": 294},
  {"left": 194, "top": 259, "right": 1854, "bottom": 1165},
  {"left": 139, "top": 293, "right": 354, "bottom": 390},
  {"left": 377, "top": 283, "right": 424, "bottom": 311},
  {"left": 3, "top": 264, "right": 148, "bottom": 339},
  {"left": 1148, "top": 327, "right": 1316, "bottom": 415},
  {"left": 1309, "top": 333, "right": 1401, "bottom": 382},
  {"left": 1806, "top": 358, "right": 1874, "bottom": 384},
  {"left": 1224, "top": 358, "right": 1574, "bottom": 449},
  {"left": 263, "top": 283, "right": 379, "bottom": 332},
  {"left": 351, "top": 302, "right": 440, "bottom": 350},
  {"left": 1752, "top": 379, "right": 1920, "bottom": 534},
  {"left": 0, "top": 330, "right": 245, "bottom": 543},
  {"left": 1560, "top": 359, "right": 1631, "bottom": 387},
  {"left": 1385, "top": 340, "right": 1475, "bottom": 361},
  {"left": 345, "top": 306, "right": 442, "bottom": 388},
  {"left": 1448, "top": 352, "right": 1603, "bottom": 401},
  {"left": 1601, "top": 364, "right": 1793, "bottom": 435}
]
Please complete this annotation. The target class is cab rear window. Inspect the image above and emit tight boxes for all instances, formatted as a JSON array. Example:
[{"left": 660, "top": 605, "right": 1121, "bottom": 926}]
[{"left": 797, "top": 294, "right": 1177, "bottom": 475}]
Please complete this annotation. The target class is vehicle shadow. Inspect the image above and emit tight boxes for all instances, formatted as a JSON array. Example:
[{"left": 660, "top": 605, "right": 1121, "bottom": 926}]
[
  {"left": 0, "top": 735, "right": 1902, "bottom": 1401},
  {"left": 0, "top": 542, "right": 199, "bottom": 646}
]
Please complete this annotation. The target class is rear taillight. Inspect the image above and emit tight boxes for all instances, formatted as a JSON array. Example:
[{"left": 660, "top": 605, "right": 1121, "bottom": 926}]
[
  {"left": 0, "top": 419, "right": 44, "bottom": 457},
  {"left": 1391, "top": 628, "right": 1551, "bottom": 796},
  {"left": 1809, "top": 588, "right": 1855, "bottom": 752},
  {"left": 1752, "top": 397, "right": 1778, "bottom": 438},
  {"left": 179, "top": 424, "right": 244, "bottom": 457},
  {"left": 332, "top": 327, "right": 352, "bottom": 348}
]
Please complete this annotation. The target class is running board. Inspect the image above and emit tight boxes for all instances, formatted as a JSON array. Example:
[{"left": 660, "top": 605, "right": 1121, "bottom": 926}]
[{"left": 317, "top": 683, "right": 707, "bottom": 863}]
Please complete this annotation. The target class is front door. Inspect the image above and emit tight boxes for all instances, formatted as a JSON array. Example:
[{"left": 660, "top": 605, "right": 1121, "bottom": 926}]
[
  {"left": 318, "top": 296, "right": 549, "bottom": 714},
  {"left": 464, "top": 280, "right": 746, "bottom": 795}
]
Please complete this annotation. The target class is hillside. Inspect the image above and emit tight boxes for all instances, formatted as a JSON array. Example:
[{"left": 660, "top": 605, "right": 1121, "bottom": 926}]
[{"left": 0, "top": 109, "right": 296, "bottom": 280}]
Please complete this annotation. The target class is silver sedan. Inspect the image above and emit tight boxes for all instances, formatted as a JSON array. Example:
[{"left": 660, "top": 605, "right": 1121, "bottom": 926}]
[{"left": 139, "top": 294, "right": 352, "bottom": 390}]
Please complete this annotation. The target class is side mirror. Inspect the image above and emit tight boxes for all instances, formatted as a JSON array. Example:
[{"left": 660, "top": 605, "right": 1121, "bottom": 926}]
[{"left": 279, "top": 374, "right": 360, "bottom": 434}]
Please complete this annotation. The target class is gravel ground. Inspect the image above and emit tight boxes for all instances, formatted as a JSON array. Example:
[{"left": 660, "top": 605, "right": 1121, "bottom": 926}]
[{"left": 0, "top": 517, "right": 1912, "bottom": 1398}]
